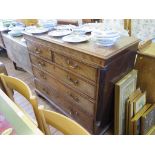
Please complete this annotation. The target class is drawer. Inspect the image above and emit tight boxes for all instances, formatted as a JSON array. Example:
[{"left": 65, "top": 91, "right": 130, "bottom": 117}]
[
  {"left": 33, "top": 67, "right": 94, "bottom": 116},
  {"left": 26, "top": 40, "right": 53, "bottom": 60},
  {"left": 34, "top": 79, "right": 94, "bottom": 132},
  {"left": 31, "top": 55, "right": 96, "bottom": 99},
  {"left": 54, "top": 53, "right": 98, "bottom": 82},
  {"left": 30, "top": 54, "right": 55, "bottom": 75}
]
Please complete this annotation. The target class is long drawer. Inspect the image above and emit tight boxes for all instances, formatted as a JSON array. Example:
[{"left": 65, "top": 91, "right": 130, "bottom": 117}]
[
  {"left": 54, "top": 53, "right": 98, "bottom": 82},
  {"left": 26, "top": 40, "right": 53, "bottom": 60},
  {"left": 30, "top": 54, "right": 96, "bottom": 99},
  {"left": 34, "top": 79, "right": 94, "bottom": 132},
  {"left": 33, "top": 66, "right": 95, "bottom": 115}
]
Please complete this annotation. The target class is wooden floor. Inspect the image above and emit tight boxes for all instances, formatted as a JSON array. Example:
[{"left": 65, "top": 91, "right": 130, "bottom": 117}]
[{"left": 0, "top": 52, "right": 112, "bottom": 135}]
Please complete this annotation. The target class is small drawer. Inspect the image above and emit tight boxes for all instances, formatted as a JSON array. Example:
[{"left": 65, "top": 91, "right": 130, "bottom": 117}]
[
  {"left": 30, "top": 54, "right": 55, "bottom": 75},
  {"left": 54, "top": 53, "right": 98, "bottom": 82},
  {"left": 33, "top": 67, "right": 94, "bottom": 116},
  {"left": 31, "top": 55, "right": 96, "bottom": 99},
  {"left": 27, "top": 40, "right": 53, "bottom": 60},
  {"left": 34, "top": 79, "right": 94, "bottom": 132}
]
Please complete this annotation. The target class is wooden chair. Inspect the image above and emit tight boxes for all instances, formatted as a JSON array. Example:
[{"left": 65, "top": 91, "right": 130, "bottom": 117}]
[
  {"left": 38, "top": 105, "right": 90, "bottom": 135},
  {"left": 0, "top": 73, "right": 43, "bottom": 130}
]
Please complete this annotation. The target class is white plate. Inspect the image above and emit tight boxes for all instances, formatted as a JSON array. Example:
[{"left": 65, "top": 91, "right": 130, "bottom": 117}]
[
  {"left": 48, "top": 30, "right": 72, "bottom": 37},
  {"left": 55, "top": 25, "right": 76, "bottom": 30},
  {"left": 62, "top": 34, "right": 90, "bottom": 43},
  {"left": 25, "top": 27, "right": 49, "bottom": 34},
  {"left": 0, "top": 27, "right": 9, "bottom": 32}
]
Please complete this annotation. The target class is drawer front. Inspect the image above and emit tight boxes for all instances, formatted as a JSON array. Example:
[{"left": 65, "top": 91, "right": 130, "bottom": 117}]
[
  {"left": 33, "top": 67, "right": 94, "bottom": 116},
  {"left": 30, "top": 54, "right": 55, "bottom": 75},
  {"left": 31, "top": 55, "right": 96, "bottom": 99},
  {"left": 34, "top": 79, "right": 94, "bottom": 132},
  {"left": 54, "top": 53, "right": 98, "bottom": 82},
  {"left": 27, "top": 40, "right": 53, "bottom": 60}
]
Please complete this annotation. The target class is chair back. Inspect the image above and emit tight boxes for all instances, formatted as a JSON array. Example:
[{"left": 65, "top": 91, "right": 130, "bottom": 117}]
[
  {"left": 38, "top": 105, "right": 90, "bottom": 135},
  {"left": 0, "top": 73, "right": 43, "bottom": 130}
]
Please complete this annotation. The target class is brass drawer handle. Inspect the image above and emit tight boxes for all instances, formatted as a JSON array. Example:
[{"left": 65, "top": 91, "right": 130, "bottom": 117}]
[
  {"left": 68, "top": 92, "right": 79, "bottom": 102},
  {"left": 67, "top": 75, "right": 79, "bottom": 86},
  {"left": 35, "top": 47, "right": 41, "bottom": 54},
  {"left": 66, "top": 59, "right": 78, "bottom": 69},
  {"left": 38, "top": 61, "right": 45, "bottom": 67}
]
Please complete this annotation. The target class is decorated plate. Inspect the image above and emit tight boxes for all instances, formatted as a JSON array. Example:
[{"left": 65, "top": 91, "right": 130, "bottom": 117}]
[
  {"left": 62, "top": 34, "right": 90, "bottom": 43},
  {"left": 25, "top": 27, "right": 49, "bottom": 34},
  {"left": 55, "top": 24, "right": 76, "bottom": 30},
  {"left": 48, "top": 30, "right": 72, "bottom": 37}
]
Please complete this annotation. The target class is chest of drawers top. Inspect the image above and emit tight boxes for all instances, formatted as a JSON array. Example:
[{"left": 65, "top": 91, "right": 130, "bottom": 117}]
[{"left": 23, "top": 32, "right": 139, "bottom": 67}]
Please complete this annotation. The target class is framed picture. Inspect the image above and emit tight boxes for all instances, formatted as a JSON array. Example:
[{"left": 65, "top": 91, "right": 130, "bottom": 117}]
[
  {"left": 131, "top": 104, "right": 151, "bottom": 135},
  {"left": 114, "top": 69, "right": 137, "bottom": 135},
  {"left": 133, "top": 91, "right": 146, "bottom": 115},
  {"left": 141, "top": 105, "right": 155, "bottom": 135},
  {"left": 126, "top": 88, "right": 141, "bottom": 134},
  {"left": 146, "top": 125, "right": 155, "bottom": 135}
]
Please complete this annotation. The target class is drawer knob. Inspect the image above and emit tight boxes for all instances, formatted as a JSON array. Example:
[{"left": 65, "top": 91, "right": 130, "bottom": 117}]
[
  {"left": 38, "top": 61, "right": 45, "bottom": 67},
  {"left": 68, "top": 92, "right": 79, "bottom": 102},
  {"left": 35, "top": 47, "right": 41, "bottom": 54},
  {"left": 67, "top": 75, "right": 79, "bottom": 86},
  {"left": 66, "top": 60, "right": 78, "bottom": 69}
]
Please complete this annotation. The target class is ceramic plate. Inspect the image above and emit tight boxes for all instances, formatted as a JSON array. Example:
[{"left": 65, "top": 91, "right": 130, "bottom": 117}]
[
  {"left": 55, "top": 25, "right": 76, "bottom": 30},
  {"left": 0, "top": 27, "right": 9, "bottom": 32},
  {"left": 62, "top": 34, "right": 90, "bottom": 43},
  {"left": 25, "top": 27, "right": 49, "bottom": 34},
  {"left": 48, "top": 30, "right": 72, "bottom": 37},
  {"left": 8, "top": 31, "right": 23, "bottom": 37}
]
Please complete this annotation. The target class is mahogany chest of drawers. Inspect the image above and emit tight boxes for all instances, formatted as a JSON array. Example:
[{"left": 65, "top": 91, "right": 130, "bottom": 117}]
[{"left": 24, "top": 32, "right": 139, "bottom": 134}]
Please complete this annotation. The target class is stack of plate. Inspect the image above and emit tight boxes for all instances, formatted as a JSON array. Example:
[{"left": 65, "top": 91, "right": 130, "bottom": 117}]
[
  {"left": 92, "top": 30, "right": 120, "bottom": 46},
  {"left": 8, "top": 26, "right": 25, "bottom": 37},
  {"left": 38, "top": 20, "right": 57, "bottom": 30},
  {"left": 72, "top": 26, "right": 93, "bottom": 35}
]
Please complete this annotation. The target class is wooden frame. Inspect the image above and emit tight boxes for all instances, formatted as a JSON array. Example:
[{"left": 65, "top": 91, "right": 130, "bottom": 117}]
[{"left": 114, "top": 69, "right": 137, "bottom": 135}]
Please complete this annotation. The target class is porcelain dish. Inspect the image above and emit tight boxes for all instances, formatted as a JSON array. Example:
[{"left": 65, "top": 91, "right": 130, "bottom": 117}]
[
  {"left": 62, "top": 34, "right": 90, "bottom": 43},
  {"left": 48, "top": 29, "right": 72, "bottom": 37}
]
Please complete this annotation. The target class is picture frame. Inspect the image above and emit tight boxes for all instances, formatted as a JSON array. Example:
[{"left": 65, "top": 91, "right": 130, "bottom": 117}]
[
  {"left": 141, "top": 105, "right": 155, "bottom": 135},
  {"left": 126, "top": 88, "right": 141, "bottom": 134},
  {"left": 131, "top": 104, "right": 151, "bottom": 135},
  {"left": 114, "top": 69, "right": 137, "bottom": 135},
  {"left": 133, "top": 91, "right": 146, "bottom": 115}
]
